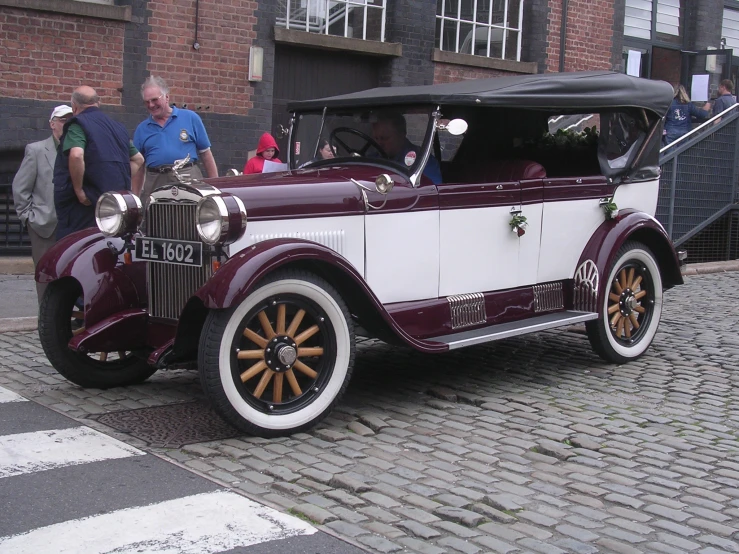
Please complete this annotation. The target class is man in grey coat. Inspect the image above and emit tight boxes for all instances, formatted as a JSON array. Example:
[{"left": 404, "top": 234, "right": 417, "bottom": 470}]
[{"left": 12, "top": 104, "right": 73, "bottom": 303}]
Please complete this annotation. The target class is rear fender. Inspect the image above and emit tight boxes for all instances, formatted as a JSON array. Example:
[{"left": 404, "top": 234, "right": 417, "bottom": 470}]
[
  {"left": 191, "top": 238, "right": 447, "bottom": 353},
  {"left": 577, "top": 210, "right": 683, "bottom": 313},
  {"left": 36, "top": 229, "right": 145, "bottom": 328}
]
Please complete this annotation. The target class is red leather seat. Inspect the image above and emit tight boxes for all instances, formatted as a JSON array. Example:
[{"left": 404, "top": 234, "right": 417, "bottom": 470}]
[{"left": 445, "top": 159, "right": 546, "bottom": 183}]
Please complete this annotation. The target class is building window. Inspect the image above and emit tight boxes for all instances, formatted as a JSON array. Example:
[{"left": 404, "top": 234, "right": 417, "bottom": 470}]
[
  {"left": 436, "top": 0, "right": 523, "bottom": 61},
  {"left": 277, "top": 0, "right": 387, "bottom": 42},
  {"left": 723, "top": 7, "right": 739, "bottom": 50},
  {"left": 625, "top": 0, "right": 681, "bottom": 43}
]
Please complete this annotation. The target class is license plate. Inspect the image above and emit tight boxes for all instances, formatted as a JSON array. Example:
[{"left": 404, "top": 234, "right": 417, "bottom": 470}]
[{"left": 135, "top": 237, "right": 203, "bottom": 267}]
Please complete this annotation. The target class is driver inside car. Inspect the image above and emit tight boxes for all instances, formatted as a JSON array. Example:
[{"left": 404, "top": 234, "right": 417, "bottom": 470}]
[{"left": 371, "top": 111, "right": 442, "bottom": 185}]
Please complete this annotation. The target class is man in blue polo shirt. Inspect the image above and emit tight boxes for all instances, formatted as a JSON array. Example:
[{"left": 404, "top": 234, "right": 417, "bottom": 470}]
[{"left": 132, "top": 76, "right": 218, "bottom": 207}]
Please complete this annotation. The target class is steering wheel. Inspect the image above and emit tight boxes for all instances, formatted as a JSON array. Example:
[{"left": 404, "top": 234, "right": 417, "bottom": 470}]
[{"left": 330, "top": 127, "right": 388, "bottom": 158}]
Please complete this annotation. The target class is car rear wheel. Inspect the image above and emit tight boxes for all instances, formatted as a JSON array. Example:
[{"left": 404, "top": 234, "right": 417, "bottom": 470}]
[
  {"left": 38, "top": 279, "right": 157, "bottom": 388},
  {"left": 586, "top": 241, "right": 663, "bottom": 364},
  {"left": 198, "top": 270, "right": 355, "bottom": 437}
]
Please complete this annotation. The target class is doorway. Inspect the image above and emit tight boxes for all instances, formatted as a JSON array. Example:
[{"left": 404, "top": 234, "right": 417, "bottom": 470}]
[
  {"left": 651, "top": 47, "right": 681, "bottom": 85},
  {"left": 272, "top": 45, "right": 381, "bottom": 158}
]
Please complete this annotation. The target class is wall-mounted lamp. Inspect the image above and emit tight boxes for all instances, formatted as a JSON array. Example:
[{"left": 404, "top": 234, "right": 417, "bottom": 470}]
[{"left": 248, "top": 46, "right": 264, "bottom": 82}]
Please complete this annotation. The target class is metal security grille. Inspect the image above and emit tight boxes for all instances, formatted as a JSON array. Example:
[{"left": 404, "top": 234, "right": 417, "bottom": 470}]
[
  {"left": 0, "top": 183, "right": 30, "bottom": 254},
  {"left": 679, "top": 208, "right": 739, "bottom": 263},
  {"left": 658, "top": 107, "right": 739, "bottom": 262},
  {"left": 146, "top": 202, "right": 212, "bottom": 320}
]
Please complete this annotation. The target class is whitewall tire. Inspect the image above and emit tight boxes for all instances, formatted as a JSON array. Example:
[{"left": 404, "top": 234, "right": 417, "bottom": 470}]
[
  {"left": 198, "top": 270, "right": 355, "bottom": 437},
  {"left": 586, "top": 241, "right": 663, "bottom": 363}
]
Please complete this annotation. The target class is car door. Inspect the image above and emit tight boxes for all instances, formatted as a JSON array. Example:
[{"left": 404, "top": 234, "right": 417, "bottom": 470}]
[
  {"left": 537, "top": 176, "right": 613, "bottom": 283},
  {"left": 364, "top": 177, "right": 440, "bottom": 304},
  {"left": 437, "top": 180, "right": 522, "bottom": 296}
]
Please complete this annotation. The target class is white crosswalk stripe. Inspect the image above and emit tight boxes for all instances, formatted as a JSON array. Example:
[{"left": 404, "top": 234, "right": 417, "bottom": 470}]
[
  {"left": 0, "top": 426, "right": 144, "bottom": 478},
  {"left": 0, "top": 388, "right": 26, "bottom": 403},
  {"left": 0, "top": 489, "right": 316, "bottom": 553},
  {"left": 0, "top": 386, "right": 319, "bottom": 553}
]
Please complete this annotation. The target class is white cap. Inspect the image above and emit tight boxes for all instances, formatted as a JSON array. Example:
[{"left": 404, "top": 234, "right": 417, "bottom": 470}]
[{"left": 50, "top": 105, "right": 73, "bottom": 121}]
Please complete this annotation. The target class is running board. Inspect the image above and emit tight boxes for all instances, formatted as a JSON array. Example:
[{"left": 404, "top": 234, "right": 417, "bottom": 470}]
[{"left": 430, "top": 311, "right": 598, "bottom": 350}]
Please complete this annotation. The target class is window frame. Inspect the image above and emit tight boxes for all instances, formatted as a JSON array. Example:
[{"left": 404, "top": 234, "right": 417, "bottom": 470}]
[
  {"left": 624, "top": 0, "right": 684, "bottom": 46},
  {"left": 435, "top": 0, "right": 524, "bottom": 62},
  {"left": 279, "top": 0, "right": 388, "bottom": 42}
]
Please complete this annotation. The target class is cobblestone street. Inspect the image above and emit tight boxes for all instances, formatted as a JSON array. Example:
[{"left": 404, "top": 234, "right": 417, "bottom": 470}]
[{"left": 1, "top": 271, "right": 738, "bottom": 554}]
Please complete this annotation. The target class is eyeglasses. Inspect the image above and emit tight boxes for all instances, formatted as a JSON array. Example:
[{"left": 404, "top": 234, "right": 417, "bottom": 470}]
[{"left": 143, "top": 94, "right": 164, "bottom": 106}]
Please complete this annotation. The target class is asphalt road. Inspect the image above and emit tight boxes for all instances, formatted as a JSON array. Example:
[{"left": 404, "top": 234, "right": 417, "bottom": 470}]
[
  {"left": 0, "top": 386, "right": 366, "bottom": 553},
  {"left": 0, "top": 271, "right": 738, "bottom": 553}
]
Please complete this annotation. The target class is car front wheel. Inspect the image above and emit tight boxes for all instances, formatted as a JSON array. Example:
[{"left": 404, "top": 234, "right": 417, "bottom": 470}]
[
  {"left": 38, "top": 279, "right": 157, "bottom": 388},
  {"left": 198, "top": 270, "right": 355, "bottom": 437},
  {"left": 586, "top": 241, "right": 663, "bottom": 364}
]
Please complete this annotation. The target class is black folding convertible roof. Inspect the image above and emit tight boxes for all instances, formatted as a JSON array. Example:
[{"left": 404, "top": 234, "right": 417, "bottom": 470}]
[{"left": 288, "top": 71, "right": 674, "bottom": 116}]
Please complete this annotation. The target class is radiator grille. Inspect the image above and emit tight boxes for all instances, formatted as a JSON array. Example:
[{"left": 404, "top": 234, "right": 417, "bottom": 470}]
[{"left": 146, "top": 201, "right": 212, "bottom": 320}]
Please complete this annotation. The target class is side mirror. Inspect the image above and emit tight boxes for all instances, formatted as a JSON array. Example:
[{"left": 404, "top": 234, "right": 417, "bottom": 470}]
[
  {"left": 226, "top": 168, "right": 241, "bottom": 176},
  {"left": 444, "top": 118, "right": 468, "bottom": 136}
]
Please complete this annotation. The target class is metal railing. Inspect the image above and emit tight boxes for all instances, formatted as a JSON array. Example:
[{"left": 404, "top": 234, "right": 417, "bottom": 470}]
[{"left": 657, "top": 104, "right": 739, "bottom": 262}]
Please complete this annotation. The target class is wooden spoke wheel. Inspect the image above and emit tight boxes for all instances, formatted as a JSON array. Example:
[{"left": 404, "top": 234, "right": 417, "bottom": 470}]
[
  {"left": 586, "top": 241, "right": 663, "bottom": 363},
  {"left": 235, "top": 295, "right": 332, "bottom": 410},
  {"left": 199, "top": 270, "right": 355, "bottom": 437},
  {"left": 38, "top": 279, "right": 156, "bottom": 389}
]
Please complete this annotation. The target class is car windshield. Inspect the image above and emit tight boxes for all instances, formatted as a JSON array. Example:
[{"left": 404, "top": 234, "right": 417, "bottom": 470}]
[{"left": 290, "top": 107, "right": 434, "bottom": 174}]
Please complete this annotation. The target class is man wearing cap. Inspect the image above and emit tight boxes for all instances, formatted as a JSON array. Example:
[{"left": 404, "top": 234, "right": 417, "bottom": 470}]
[
  {"left": 132, "top": 75, "right": 218, "bottom": 208},
  {"left": 53, "top": 86, "right": 144, "bottom": 240},
  {"left": 12, "top": 105, "right": 72, "bottom": 302}
]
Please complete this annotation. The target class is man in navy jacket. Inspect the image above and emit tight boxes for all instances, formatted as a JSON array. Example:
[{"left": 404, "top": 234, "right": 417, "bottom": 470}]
[{"left": 53, "top": 86, "right": 144, "bottom": 239}]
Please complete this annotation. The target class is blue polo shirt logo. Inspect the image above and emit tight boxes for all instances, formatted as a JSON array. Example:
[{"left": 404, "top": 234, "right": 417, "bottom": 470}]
[{"left": 179, "top": 130, "right": 189, "bottom": 142}]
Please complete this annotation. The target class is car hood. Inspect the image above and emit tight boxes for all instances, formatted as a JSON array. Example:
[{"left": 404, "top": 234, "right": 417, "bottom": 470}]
[{"left": 204, "top": 165, "right": 407, "bottom": 221}]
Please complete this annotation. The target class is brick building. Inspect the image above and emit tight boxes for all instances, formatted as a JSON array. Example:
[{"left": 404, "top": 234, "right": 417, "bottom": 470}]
[{"left": 0, "top": 0, "right": 733, "bottom": 252}]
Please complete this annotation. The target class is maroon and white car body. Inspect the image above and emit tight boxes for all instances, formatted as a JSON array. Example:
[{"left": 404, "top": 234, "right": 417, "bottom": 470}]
[{"left": 37, "top": 72, "right": 683, "bottom": 436}]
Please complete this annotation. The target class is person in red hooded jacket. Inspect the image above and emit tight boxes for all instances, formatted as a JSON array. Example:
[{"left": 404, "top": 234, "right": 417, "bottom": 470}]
[{"left": 243, "top": 132, "right": 281, "bottom": 174}]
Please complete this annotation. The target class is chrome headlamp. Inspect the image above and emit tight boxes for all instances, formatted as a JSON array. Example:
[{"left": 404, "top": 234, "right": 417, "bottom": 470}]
[
  {"left": 95, "top": 192, "right": 143, "bottom": 237},
  {"left": 196, "top": 193, "right": 247, "bottom": 245}
]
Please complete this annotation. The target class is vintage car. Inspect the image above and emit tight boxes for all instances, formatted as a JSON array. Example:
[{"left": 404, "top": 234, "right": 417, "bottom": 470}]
[{"left": 37, "top": 71, "right": 684, "bottom": 437}]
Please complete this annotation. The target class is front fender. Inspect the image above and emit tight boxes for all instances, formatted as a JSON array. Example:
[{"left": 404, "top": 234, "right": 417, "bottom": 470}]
[
  {"left": 36, "top": 229, "right": 145, "bottom": 328},
  {"left": 577, "top": 210, "right": 683, "bottom": 311},
  {"left": 193, "top": 238, "right": 448, "bottom": 353}
]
